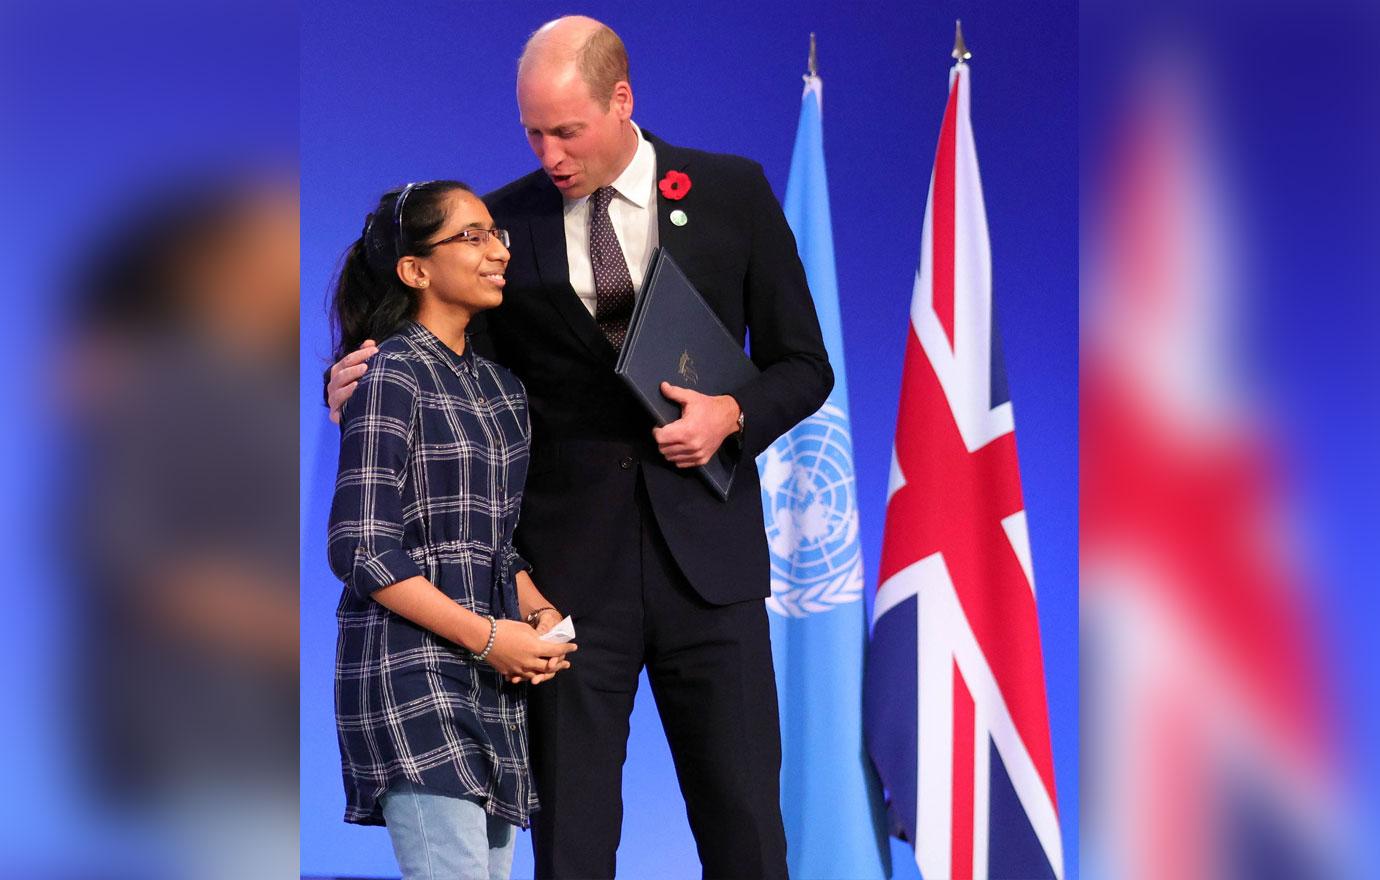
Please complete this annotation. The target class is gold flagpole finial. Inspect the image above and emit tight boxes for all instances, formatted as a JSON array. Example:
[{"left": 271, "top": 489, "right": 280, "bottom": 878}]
[
  {"left": 952, "top": 19, "right": 971, "bottom": 64},
  {"left": 807, "top": 32, "right": 818, "bottom": 78}
]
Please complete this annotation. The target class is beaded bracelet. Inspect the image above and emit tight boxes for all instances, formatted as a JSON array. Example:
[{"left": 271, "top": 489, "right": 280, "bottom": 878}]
[{"left": 473, "top": 614, "right": 498, "bottom": 661}]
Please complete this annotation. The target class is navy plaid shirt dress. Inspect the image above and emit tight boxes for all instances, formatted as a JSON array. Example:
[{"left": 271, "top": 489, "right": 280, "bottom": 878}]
[{"left": 327, "top": 320, "right": 537, "bottom": 827}]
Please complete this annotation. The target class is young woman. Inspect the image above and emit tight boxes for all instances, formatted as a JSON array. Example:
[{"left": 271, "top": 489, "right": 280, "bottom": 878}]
[{"left": 326, "top": 180, "right": 576, "bottom": 880}]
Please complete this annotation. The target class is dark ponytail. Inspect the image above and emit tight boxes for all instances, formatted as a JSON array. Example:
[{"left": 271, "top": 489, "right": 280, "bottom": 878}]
[{"left": 327, "top": 179, "right": 473, "bottom": 367}]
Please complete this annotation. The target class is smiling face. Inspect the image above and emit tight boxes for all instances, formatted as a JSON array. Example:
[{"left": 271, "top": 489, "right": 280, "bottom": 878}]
[
  {"left": 396, "top": 189, "right": 509, "bottom": 318},
  {"left": 517, "top": 61, "right": 635, "bottom": 199}
]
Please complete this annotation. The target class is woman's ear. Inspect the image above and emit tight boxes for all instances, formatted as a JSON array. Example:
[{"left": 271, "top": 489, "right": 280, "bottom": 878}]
[{"left": 395, "top": 255, "right": 429, "bottom": 290}]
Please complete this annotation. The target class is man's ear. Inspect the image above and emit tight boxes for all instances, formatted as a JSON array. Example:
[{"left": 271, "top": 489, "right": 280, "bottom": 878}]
[
  {"left": 612, "top": 81, "right": 634, "bottom": 121},
  {"left": 396, "top": 255, "right": 428, "bottom": 290}
]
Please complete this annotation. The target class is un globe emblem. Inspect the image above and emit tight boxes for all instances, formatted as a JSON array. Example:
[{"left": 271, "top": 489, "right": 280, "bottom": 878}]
[{"left": 758, "top": 401, "right": 864, "bottom": 618}]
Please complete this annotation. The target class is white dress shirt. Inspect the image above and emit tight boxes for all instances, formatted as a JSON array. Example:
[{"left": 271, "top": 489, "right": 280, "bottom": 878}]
[{"left": 563, "top": 121, "right": 660, "bottom": 318}]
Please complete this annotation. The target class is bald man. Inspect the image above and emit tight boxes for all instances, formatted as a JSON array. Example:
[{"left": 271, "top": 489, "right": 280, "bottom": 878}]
[{"left": 330, "top": 17, "right": 832, "bottom": 878}]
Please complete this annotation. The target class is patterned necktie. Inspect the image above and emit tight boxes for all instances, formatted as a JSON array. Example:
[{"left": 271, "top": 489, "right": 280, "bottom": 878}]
[{"left": 589, "top": 186, "right": 635, "bottom": 350}]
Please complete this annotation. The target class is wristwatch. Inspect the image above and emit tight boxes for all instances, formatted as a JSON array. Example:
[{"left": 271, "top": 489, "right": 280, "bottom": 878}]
[{"left": 736, "top": 409, "right": 746, "bottom": 437}]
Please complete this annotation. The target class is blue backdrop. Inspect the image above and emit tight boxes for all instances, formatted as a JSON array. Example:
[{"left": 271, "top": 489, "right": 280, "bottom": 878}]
[{"left": 300, "top": 3, "right": 1078, "bottom": 877}]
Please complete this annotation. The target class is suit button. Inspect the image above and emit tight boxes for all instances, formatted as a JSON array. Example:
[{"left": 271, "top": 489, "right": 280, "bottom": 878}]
[{"left": 619, "top": 456, "right": 634, "bottom": 470}]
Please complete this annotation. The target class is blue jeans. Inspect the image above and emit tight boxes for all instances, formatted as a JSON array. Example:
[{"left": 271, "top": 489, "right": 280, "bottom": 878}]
[{"left": 380, "top": 780, "right": 516, "bottom": 880}]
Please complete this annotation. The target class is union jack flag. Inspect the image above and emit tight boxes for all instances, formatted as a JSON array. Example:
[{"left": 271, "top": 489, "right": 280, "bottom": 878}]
[
  {"left": 1080, "top": 59, "right": 1345, "bottom": 880},
  {"left": 863, "top": 61, "right": 1063, "bottom": 879}
]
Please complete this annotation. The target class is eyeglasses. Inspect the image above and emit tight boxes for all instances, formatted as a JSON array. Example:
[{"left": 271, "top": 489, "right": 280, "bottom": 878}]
[{"left": 429, "top": 227, "right": 511, "bottom": 249}]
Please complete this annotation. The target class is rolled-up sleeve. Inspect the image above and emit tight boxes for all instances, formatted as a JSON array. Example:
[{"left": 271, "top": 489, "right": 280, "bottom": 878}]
[
  {"left": 505, "top": 544, "right": 531, "bottom": 578},
  {"left": 327, "top": 355, "right": 423, "bottom": 600}
]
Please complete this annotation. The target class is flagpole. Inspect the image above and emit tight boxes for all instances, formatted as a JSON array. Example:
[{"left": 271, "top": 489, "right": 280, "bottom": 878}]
[
  {"left": 952, "top": 19, "right": 971, "bottom": 65},
  {"left": 803, "top": 33, "right": 821, "bottom": 101}
]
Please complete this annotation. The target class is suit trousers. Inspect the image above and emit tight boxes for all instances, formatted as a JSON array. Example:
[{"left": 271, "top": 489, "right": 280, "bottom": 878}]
[{"left": 527, "top": 474, "right": 788, "bottom": 879}]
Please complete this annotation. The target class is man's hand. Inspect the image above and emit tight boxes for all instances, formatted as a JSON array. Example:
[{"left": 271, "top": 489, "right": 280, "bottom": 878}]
[
  {"left": 653, "top": 382, "right": 741, "bottom": 468},
  {"left": 326, "top": 339, "right": 379, "bottom": 424}
]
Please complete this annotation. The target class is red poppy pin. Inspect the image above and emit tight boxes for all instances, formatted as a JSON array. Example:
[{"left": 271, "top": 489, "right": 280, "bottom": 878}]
[{"left": 658, "top": 169, "right": 692, "bottom": 201}]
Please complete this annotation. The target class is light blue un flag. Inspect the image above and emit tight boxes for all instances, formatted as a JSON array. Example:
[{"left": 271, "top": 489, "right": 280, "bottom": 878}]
[{"left": 758, "top": 73, "right": 888, "bottom": 879}]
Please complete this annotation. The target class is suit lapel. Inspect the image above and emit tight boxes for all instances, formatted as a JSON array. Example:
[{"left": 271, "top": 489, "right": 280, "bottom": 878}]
[
  {"left": 646, "top": 131, "right": 694, "bottom": 257},
  {"left": 522, "top": 131, "right": 694, "bottom": 364},
  {"left": 526, "top": 177, "right": 614, "bottom": 363}
]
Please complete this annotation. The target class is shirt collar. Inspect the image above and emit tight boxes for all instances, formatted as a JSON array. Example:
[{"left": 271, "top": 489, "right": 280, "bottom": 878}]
[
  {"left": 404, "top": 320, "right": 475, "bottom": 375},
  {"left": 563, "top": 121, "right": 656, "bottom": 213}
]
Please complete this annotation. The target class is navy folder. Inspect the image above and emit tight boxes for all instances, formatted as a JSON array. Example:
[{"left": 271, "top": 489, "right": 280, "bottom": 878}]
[{"left": 614, "top": 248, "right": 760, "bottom": 500}]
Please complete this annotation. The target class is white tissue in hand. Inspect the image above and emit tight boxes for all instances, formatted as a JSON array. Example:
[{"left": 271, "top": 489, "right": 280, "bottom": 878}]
[{"left": 538, "top": 615, "right": 575, "bottom": 643}]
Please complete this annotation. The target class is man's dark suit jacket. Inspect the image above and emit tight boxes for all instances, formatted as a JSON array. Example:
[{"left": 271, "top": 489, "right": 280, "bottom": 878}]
[{"left": 474, "top": 130, "right": 833, "bottom": 612}]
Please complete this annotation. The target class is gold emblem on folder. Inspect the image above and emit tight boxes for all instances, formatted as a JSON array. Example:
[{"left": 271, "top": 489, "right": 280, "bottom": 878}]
[{"left": 677, "top": 350, "right": 699, "bottom": 385}]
